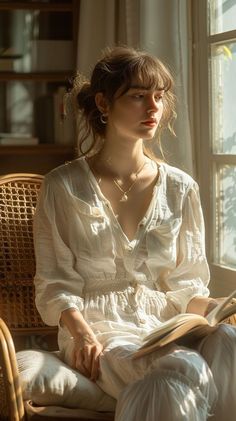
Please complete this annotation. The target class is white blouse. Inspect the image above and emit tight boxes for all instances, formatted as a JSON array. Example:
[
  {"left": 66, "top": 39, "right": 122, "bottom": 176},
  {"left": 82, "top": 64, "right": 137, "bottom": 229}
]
[{"left": 34, "top": 158, "right": 210, "bottom": 349}]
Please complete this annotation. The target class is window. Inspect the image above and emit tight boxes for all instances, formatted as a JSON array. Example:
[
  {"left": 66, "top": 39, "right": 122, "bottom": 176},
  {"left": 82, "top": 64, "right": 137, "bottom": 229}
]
[{"left": 192, "top": 0, "right": 236, "bottom": 295}]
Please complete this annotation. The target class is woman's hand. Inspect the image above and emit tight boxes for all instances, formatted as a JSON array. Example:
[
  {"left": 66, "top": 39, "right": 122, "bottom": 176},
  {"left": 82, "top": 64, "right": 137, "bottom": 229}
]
[
  {"left": 204, "top": 299, "right": 221, "bottom": 316},
  {"left": 60, "top": 308, "right": 104, "bottom": 381},
  {"left": 204, "top": 297, "right": 236, "bottom": 317},
  {"left": 73, "top": 333, "right": 103, "bottom": 381},
  {"left": 187, "top": 296, "right": 226, "bottom": 317}
]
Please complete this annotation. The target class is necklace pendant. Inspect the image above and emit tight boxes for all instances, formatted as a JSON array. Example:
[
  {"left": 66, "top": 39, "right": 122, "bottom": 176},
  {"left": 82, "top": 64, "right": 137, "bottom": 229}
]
[{"left": 120, "top": 193, "right": 128, "bottom": 202}]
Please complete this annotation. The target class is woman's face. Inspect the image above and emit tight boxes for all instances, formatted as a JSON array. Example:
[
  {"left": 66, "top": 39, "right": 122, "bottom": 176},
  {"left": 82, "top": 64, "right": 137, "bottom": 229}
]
[{"left": 105, "top": 79, "right": 164, "bottom": 141}]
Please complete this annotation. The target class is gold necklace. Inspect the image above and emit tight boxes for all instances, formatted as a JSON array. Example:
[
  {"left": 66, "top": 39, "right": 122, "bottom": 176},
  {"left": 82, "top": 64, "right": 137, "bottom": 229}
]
[{"left": 113, "top": 160, "right": 147, "bottom": 202}]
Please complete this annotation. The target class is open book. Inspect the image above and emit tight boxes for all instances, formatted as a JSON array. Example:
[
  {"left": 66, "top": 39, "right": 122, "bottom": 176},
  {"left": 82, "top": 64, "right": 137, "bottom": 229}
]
[{"left": 133, "top": 290, "right": 236, "bottom": 359}]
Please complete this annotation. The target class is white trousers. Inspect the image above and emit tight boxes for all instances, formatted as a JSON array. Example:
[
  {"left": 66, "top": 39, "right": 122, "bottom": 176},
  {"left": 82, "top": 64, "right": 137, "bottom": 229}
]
[
  {"left": 62, "top": 324, "right": 236, "bottom": 420},
  {"left": 99, "top": 325, "right": 236, "bottom": 421}
]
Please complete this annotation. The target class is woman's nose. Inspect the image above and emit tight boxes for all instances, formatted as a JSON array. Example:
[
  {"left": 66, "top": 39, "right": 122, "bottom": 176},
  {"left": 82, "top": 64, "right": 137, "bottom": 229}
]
[{"left": 147, "top": 95, "right": 159, "bottom": 112}]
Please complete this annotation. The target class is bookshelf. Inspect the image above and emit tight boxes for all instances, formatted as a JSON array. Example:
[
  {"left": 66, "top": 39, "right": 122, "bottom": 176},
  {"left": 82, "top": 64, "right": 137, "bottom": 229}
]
[{"left": 0, "top": 0, "right": 79, "bottom": 175}]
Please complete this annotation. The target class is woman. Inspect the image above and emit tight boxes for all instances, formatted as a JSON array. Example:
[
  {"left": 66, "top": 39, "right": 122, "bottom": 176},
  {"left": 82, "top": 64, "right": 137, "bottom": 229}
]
[{"left": 34, "top": 46, "right": 236, "bottom": 420}]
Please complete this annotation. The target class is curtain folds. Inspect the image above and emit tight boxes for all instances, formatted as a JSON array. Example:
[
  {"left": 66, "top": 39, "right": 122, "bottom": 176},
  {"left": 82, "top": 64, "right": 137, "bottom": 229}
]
[
  {"left": 76, "top": 0, "right": 194, "bottom": 175},
  {"left": 76, "top": 0, "right": 140, "bottom": 76}
]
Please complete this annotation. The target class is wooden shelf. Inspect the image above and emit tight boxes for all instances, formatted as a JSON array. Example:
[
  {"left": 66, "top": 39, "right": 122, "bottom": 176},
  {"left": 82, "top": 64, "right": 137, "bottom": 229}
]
[
  {"left": 0, "top": 0, "right": 78, "bottom": 174},
  {"left": 0, "top": 71, "right": 74, "bottom": 81},
  {"left": 0, "top": 2, "right": 73, "bottom": 11},
  {"left": 0, "top": 144, "right": 76, "bottom": 155}
]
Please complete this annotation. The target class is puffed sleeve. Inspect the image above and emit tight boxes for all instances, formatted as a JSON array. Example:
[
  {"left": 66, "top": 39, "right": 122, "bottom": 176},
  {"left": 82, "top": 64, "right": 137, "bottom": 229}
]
[
  {"left": 34, "top": 174, "right": 85, "bottom": 326},
  {"left": 165, "top": 181, "right": 210, "bottom": 313}
]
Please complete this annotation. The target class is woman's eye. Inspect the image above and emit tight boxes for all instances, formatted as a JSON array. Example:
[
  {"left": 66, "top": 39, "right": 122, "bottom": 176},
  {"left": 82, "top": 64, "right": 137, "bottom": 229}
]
[
  {"left": 132, "top": 94, "right": 144, "bottom": 99},
  {"left": 155, "top": 95, "right": 163, "bottom": 102}
]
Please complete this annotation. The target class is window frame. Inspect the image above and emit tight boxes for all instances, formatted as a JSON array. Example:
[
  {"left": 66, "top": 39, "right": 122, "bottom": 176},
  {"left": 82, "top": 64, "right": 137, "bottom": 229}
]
[{"left": 191, "top": 0, "right": 236, "bottom": 296}]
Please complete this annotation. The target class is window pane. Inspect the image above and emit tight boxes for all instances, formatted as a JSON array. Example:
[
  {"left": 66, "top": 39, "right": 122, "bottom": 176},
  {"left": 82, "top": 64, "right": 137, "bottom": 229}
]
[
  {"left": 209, "top": 0, "right": 236, "bottom": 35},
  {"left": 215, "top": 165, "right": 236, "bottom": 269},
  {"left": 211, "top": 41, "right": 236, "bottom": 154}
]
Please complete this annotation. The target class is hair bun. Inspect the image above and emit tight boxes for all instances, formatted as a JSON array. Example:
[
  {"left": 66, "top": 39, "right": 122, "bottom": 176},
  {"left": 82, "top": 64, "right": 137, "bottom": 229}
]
[{"left": 76, "top": 82, "right": 95, "bottom": 113}]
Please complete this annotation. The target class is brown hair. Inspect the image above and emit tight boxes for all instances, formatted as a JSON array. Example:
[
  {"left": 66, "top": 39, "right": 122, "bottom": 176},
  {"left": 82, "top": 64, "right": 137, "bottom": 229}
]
[{"left": 69, "top": 46, "right": 176, "bottom": 157}]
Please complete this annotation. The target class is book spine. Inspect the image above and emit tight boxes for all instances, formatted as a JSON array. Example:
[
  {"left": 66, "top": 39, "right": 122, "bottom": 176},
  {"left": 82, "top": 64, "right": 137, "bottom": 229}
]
[{"left": 54, "top": 87, "right": 74, "bottom": 145}]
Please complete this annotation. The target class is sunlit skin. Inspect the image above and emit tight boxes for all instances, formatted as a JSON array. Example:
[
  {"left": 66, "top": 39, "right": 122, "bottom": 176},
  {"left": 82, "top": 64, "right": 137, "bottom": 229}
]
[
  {"left": 103, "top": 84, "right": 165, "bottom": 144},
  {"left": 61, "top": 79, "right": 221, "bottom": 382},
  {"left": 92, "top": 83, "right": 164, "bottom": 240}
]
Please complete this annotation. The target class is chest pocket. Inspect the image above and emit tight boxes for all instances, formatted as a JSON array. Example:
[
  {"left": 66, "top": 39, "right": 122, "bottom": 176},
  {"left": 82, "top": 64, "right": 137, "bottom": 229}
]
[
  {"left": 69, "top": 196, "right": 114, "bottom": 258},
  {"left": 145, "top": 217, "right": 182, "bottom": 276}
]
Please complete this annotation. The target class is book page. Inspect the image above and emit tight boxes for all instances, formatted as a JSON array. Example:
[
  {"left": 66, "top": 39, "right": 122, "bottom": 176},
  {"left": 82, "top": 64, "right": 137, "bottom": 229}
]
[
  {"left": 141, "top": 313, "right": 206, "bottom": 347},
  {"left": 133, "top": 290, "right": 236, "bottom": 360},
  {"left": 133, "top": 320, "right": 212, "bottom": 359},
  {"left": 144, "top": 316, "right": 208, "bottom": 348},
  {"left": 156, "top": 317, "right": 209, "bottom": 347}
]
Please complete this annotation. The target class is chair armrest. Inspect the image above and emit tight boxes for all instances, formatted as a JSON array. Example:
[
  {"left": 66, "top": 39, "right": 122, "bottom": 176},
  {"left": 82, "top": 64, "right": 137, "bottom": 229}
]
[{"left": 0, "top": 318, "right": 26, "bottom": 421}]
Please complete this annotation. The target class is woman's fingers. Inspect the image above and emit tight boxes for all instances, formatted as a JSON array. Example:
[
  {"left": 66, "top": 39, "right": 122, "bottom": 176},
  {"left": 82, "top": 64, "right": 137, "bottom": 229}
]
[
  {"left": 73, "top": 335, "right": 104, "bottom": 380},
  {"left": 74, "top": 348, "right": 90, "bottom": 377},
  {"left": 90, "top": 348, "right": 102, "bottom": 381},
  {"left": 83, "top": 344, "right": 93, "bottom": 372},
  {"left": 83, "top": 344, "right": 102, "bottom": 380}
]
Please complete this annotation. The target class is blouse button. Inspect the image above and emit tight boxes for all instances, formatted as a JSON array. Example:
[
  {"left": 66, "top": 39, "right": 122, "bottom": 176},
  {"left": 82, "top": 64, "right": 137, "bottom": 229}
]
[
  {"left": 139, "top": 318, "right": 146, "bottom": 324},
  {"left": 91, "top": 207, "right": 102, "bottom": 217}
]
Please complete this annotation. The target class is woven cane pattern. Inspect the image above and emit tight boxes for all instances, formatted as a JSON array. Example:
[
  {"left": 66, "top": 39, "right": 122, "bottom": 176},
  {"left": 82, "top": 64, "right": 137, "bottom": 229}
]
[
  {"left": 0, "top": 174, "right": 46, "bottom": 330},
  {"left": 0, "top": 366, "right": 8, "bottom": 419}
]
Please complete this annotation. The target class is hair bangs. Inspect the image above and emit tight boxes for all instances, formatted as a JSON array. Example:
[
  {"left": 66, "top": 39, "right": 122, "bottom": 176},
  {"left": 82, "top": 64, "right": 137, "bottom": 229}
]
[
  {"left": 120, "top": 55, "right": 173, "bottom": 95},
  {"left": 138, "top": 56, "right": 172, "bottom": 92}
]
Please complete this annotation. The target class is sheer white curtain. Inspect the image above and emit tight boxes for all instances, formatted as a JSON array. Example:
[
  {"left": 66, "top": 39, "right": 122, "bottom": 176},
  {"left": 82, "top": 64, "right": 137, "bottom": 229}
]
[
  {"left": 77, "top": 0, "right": 140, "bottom": 75},
  {"left": 76, "top": 0, "right": 194, "bottom": 175}
]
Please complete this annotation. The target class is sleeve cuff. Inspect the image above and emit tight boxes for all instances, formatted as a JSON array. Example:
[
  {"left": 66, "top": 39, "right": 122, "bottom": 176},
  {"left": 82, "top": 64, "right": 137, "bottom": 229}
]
[{"left": 166, "top": 285, "right": 210, "bottom": 313}]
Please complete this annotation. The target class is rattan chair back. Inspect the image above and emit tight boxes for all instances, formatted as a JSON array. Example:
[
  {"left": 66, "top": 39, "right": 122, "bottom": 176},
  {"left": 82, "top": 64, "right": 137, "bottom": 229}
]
[
  {"left": 0, "top": 173, "right": 115, "bottom": 421},
  {"left": 0, "top": 173, "right": 48, "bottom": 334}
]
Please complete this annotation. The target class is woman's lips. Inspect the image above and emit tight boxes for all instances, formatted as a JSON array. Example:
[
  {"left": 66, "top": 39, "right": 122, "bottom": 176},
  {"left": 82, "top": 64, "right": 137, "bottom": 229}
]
[{"left": 141, "top": 119, "right": 157, "bottom": 127}]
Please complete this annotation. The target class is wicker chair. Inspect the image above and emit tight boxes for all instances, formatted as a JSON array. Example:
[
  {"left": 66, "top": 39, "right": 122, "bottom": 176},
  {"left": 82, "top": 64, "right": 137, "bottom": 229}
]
[{"left": 0, "top": 173, "right": 115, "bottom": 421}]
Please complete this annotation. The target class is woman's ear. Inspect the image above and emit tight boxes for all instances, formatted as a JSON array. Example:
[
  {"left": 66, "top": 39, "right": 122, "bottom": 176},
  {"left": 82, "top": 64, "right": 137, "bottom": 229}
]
[{"left": 95, "top": 92, "right": 109, "bottom": 114}]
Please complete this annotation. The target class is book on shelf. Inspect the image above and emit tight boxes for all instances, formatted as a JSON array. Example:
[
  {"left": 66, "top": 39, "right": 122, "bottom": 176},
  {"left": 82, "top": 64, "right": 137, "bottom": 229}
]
[
  {"left": 0, "top": 47, "right": 22, "bottom": 71},
  {"left": 34, "top": 87, "right": 74, "bottom": 145},
  {"left": 0, "top": 59, "right": 14, "bottom": 72},
  {"left": 54, "top": 86, "right": 74, "bottom": 145},
  {"left": 0, "top": 133, "right": 38, "bottom": 146},
  {"left": 133, "top": 290, "right": 236, "bottom": 359}
]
